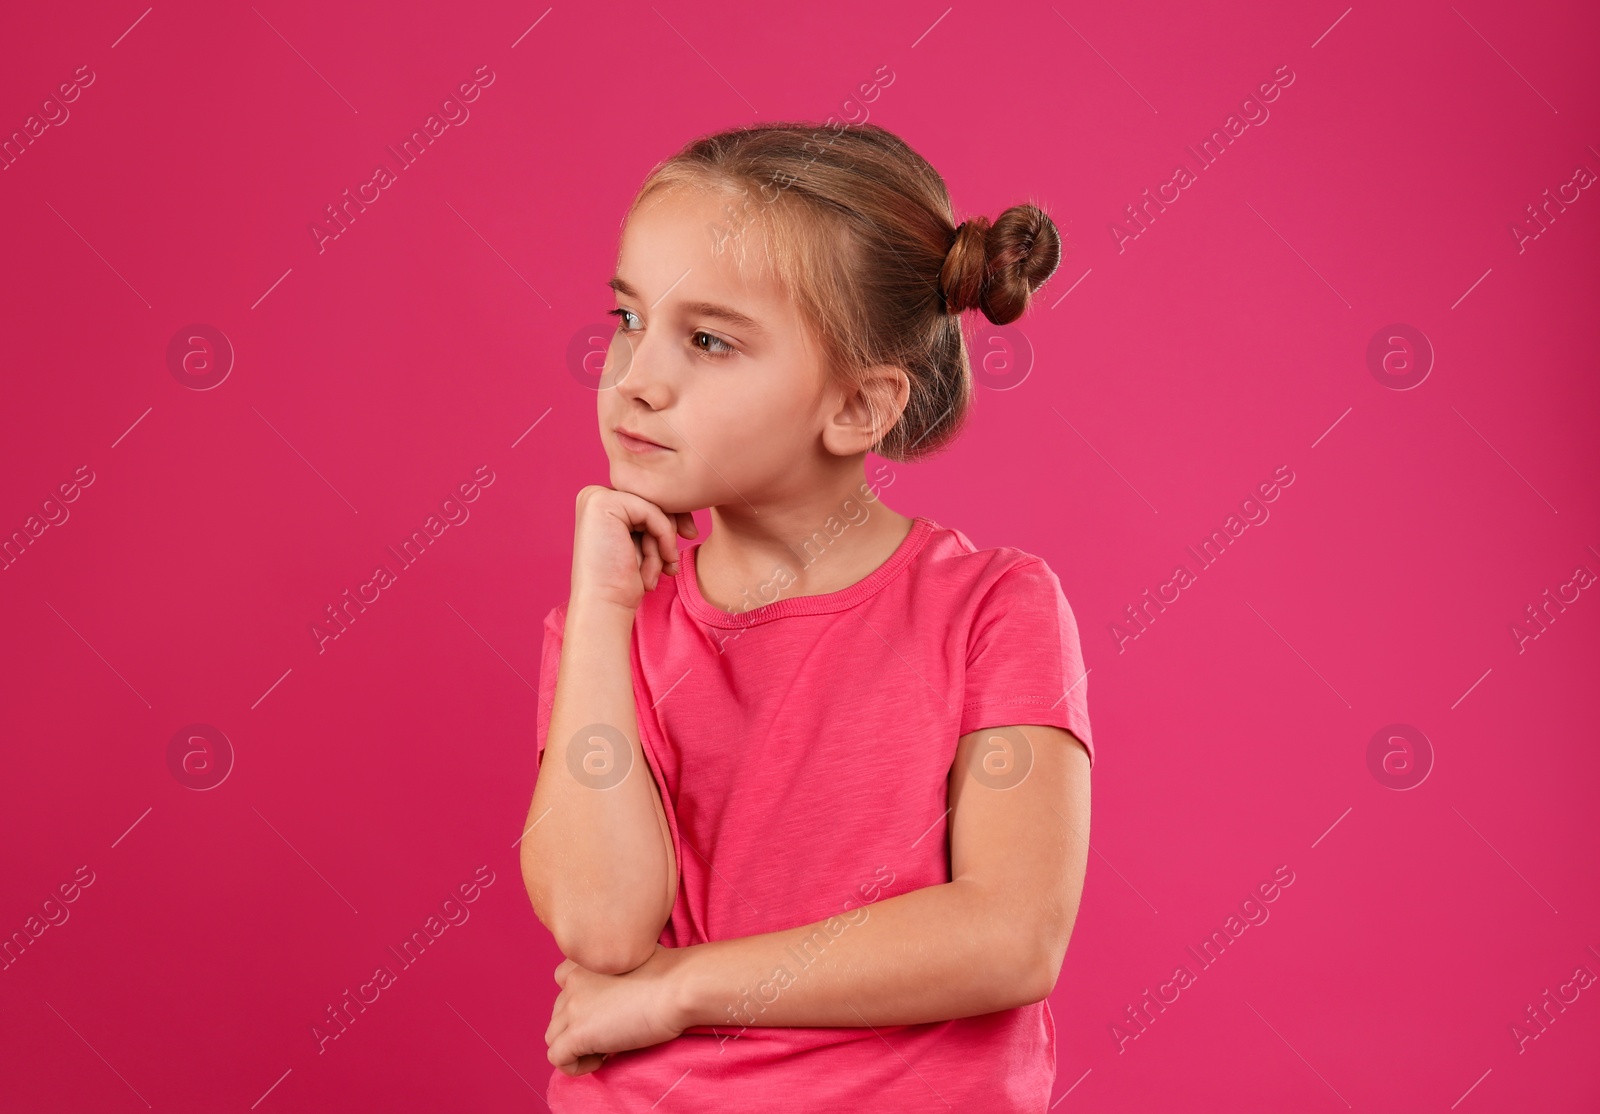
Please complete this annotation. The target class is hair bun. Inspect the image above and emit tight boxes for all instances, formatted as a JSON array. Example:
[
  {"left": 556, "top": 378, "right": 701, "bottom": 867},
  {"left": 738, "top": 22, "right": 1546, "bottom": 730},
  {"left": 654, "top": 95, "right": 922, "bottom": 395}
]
[{"left": 939, "top": 204, "right": 1062, "bottom": 325}]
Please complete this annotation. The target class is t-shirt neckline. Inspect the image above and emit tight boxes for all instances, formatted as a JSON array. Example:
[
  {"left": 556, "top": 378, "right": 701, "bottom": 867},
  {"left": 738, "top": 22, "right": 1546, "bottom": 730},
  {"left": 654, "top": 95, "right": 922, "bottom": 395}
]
[{"left": 677, "top": 516, "right": 934, "bottom": 628}]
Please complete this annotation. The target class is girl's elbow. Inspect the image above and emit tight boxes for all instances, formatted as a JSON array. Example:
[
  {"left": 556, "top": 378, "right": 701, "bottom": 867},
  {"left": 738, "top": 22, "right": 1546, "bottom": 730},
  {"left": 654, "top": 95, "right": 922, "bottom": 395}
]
[
  {"left": 1002, "top": 917, "right": 1071, "bottom": 1007},
  {"left": 553, "top": 923, "right": 658, "bottom": 974}
]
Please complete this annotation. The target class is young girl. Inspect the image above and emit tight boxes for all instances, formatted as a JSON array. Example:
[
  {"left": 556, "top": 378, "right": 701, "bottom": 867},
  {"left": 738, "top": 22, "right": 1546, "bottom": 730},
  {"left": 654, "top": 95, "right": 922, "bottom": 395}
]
[{"left": 523, "top": 121, "right": 1094, "bottom": 1112}]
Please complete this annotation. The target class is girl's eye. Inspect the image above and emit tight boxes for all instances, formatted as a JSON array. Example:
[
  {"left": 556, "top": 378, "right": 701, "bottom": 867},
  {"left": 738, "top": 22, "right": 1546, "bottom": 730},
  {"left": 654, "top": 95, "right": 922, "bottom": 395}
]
[
  {"left": 606, "top": 308, "right": 737, "bottom": 360},
  {"left": 693, "top": 331, "right": 735, "bottom": 358}
]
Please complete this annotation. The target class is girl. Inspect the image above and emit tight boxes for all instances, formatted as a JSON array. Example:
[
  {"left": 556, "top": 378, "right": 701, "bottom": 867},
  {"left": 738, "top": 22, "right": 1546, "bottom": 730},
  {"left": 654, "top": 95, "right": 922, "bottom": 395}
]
[{"left": 522, "top": 121, "right": 1094, "bottom": 1112}]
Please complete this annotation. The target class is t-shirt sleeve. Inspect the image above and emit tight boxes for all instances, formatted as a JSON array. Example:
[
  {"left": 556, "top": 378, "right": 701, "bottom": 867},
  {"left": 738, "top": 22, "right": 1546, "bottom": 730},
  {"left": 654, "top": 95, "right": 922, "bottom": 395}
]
[
  {"left": 534, "top": 605, "right": 566, "bottom": 767},
  {"left": 959, "top": 558, "right": 1095, "bottom": 767}
]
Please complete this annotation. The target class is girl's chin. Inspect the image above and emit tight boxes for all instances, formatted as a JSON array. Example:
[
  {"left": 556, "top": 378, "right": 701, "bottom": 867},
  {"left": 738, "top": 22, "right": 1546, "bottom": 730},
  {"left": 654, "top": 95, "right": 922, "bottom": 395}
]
[{"left": 608, "top": 473, "right": 695, "bottom": 515}]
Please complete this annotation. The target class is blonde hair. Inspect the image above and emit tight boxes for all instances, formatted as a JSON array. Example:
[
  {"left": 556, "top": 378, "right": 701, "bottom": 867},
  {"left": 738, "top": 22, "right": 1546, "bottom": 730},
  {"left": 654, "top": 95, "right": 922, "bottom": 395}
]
[{"left": 627, "top": 121, "right": 1062, "bottom": 462}]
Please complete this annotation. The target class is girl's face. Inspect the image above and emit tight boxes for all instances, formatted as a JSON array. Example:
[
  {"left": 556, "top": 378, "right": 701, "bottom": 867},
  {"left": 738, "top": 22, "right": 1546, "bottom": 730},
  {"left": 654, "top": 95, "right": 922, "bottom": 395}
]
[{"left": 597, "top": 185, "right": 845, "bottom": 516}]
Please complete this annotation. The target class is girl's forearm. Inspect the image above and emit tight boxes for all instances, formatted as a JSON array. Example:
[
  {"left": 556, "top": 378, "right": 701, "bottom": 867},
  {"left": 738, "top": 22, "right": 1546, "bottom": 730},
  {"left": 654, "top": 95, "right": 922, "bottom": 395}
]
[
  {"left": 669, "top": 878, "right": 1049, "bottom": 1031},
  {"left": 523, "top": 598, "right": 674, "bottom": 972}
]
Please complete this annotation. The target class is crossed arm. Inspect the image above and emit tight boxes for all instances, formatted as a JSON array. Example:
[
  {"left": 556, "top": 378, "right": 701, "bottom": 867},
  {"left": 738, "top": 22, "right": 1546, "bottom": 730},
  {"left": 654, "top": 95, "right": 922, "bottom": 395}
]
[{"left": 521, "top": 600, "right": 1092, "bottom": 1072}]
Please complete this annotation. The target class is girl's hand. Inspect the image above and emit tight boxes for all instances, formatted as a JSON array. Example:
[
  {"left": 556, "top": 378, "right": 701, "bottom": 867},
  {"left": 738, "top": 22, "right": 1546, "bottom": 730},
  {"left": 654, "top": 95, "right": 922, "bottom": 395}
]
[
  {"left": 569, "top": 486, "right": 699, "bottom": 613},
  {"left": 545, "top": 945, "right": 690, "bottom": 1076}
]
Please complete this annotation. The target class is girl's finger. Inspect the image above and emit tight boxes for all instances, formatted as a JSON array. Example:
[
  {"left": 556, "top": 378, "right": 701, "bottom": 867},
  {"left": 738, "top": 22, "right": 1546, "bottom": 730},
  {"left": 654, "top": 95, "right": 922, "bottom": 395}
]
[
  {"left": 676, "top": 512, "right": 699, "bottom": 539},
  {"left": 640, "top": 532, "right": 661, "bottom": 590},
  {"left": 614, "top": 492, "right": 681, "bottom": 572},
  {"left": 544, "top": 1002, "right": 566, "bottom": 1050}
]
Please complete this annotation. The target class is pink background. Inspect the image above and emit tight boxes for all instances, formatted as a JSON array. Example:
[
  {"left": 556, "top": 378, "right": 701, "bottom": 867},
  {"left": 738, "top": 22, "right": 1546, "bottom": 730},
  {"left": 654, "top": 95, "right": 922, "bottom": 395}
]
[{"left": 2, "top": 1, "right": 1597, "bottom": 1110}]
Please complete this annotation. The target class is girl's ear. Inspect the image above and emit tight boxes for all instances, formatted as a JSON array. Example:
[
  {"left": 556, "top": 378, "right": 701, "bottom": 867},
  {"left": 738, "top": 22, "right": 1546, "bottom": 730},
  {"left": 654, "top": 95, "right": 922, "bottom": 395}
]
[{"left": 822, "top": 364, "right": 910, "bottom": 457}]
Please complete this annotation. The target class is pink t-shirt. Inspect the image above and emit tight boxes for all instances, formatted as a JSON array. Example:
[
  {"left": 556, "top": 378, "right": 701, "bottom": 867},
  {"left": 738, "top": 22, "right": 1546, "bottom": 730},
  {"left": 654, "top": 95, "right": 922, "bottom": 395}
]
[{"left": 534, "top": 515, "right": 1094, "bottom": 1112}]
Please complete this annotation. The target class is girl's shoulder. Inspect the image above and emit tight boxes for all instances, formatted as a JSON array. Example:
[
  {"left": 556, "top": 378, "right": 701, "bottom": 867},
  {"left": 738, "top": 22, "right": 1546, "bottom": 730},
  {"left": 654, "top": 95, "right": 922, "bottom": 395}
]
[{"left": 917, "top": 518, "right": 1065, "bottom": 593}]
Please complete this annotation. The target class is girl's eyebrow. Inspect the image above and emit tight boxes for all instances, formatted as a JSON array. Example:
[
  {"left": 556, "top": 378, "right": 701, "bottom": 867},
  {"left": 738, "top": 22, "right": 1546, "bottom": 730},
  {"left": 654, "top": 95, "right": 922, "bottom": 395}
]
[{"left": 608, "top": 275, "right": 767, "bottom": 336}]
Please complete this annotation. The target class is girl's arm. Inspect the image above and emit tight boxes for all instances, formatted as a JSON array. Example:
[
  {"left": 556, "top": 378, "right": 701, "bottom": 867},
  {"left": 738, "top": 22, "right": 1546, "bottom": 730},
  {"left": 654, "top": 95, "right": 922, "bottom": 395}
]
[
  {"left": 544, "top": 723, "right": 1091, "bottom": 1068},
  {"left": 522, "top": 489, "right": 692, "bottom": 975}
]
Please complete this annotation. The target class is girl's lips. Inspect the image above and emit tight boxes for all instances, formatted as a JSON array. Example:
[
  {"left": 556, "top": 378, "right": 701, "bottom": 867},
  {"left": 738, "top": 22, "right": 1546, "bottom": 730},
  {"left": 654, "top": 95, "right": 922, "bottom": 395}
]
[{"left": 616, "top": 429, "right": 671, "bottom": 454}]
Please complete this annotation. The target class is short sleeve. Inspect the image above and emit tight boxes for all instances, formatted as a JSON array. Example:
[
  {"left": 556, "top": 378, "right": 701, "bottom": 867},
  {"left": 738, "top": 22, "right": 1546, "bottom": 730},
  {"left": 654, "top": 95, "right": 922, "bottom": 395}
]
[
  {"left": 534, "top": 605, "right": 566, "bottom": 766},
  {"left": 959, "top": 558, "right": 1095, "bottom": 767}
]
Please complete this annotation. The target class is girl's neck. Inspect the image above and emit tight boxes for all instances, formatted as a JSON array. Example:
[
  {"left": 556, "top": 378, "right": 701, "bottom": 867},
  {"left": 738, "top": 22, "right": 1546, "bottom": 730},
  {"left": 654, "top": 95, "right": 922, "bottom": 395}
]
[{"left": 692, "top": 487, "right": 913, "bottom": 614}]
